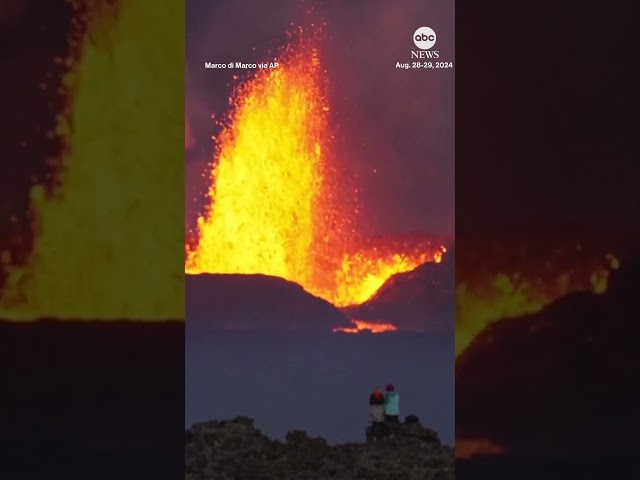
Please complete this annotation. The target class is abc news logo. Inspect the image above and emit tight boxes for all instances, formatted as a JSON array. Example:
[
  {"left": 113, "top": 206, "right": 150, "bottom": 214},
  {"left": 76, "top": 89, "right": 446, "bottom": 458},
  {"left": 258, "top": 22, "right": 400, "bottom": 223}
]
[{"left": 412, "top": 26, "right": 439, "bottom": 59}]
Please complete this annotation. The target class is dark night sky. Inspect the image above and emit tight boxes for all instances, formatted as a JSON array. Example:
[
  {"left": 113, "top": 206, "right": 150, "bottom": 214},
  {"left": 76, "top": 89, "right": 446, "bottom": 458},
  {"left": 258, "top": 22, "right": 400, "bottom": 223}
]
[
  {"left": 185, "top": 0, "right": 455, "bottom": 238},
  {"left": 456, "top": 1, "right": 638, "bottom": 233}
]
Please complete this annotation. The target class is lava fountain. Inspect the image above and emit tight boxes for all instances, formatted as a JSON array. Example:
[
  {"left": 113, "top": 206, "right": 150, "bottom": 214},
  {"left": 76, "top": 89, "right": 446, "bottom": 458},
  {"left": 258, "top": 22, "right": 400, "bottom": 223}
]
[
  {"left": 186, "top": 28, "right": 445, "bottom": 318},
  {"left": 186, "top": 36, "right": 328, "bottom": 290},
  {"left": 0, "top": 0, "right": 184, "bottom": 320}
]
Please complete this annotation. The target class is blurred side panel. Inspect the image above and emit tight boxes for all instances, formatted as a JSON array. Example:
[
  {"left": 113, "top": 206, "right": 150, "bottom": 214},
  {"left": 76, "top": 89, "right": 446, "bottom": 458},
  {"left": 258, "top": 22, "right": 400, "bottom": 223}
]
[{"left": 455, "top": 1, "right": 638, "bottom": 478}]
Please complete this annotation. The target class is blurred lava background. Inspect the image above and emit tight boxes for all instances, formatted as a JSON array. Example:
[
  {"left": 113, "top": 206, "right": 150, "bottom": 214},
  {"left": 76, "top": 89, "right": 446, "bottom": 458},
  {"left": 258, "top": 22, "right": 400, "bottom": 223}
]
[
  {"left": 455, "top": 0, "right": 639, "bottom": 477},
  {"left": 0, "top": 1, "right": 184, "bottom": 478}
]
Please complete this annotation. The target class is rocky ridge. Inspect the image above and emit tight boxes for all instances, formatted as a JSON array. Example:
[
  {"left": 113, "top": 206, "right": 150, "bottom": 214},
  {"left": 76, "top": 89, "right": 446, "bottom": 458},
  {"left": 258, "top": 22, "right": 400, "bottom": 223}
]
[
  {"left": 342, "top": 248, "right": 455, "bottom": 332},
  {"left": 186, "top": 416, "right": 454, "bottom": 480}
]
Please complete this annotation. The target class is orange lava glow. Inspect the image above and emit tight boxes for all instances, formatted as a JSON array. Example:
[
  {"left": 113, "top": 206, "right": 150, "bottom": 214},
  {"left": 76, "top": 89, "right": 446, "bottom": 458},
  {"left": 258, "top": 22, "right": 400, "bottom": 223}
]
[
  {"left": 326, "top": 246, "right": 446, "bottom": 307},
  {"left": 455, "top": 252, "right": 620, "bottom": 357},
  {"left": 455, "top": 438, "right": 505, "bottom": 459},
  {"left": 185, "top": 29, "right": 445, "bottom": 311},
  {"left": 333, "top": 319, "right": 398, "bottom": 334}
]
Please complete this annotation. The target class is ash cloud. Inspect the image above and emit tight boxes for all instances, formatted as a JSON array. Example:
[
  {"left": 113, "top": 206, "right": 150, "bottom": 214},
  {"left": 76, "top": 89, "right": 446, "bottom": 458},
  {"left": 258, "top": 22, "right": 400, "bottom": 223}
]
[{"left": 186, "top": 0, "right": 454, "bottom": 237}]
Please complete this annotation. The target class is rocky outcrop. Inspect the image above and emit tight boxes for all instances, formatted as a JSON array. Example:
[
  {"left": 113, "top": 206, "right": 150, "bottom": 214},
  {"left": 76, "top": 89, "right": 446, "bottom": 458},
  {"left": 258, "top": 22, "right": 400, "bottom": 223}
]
[
  {"left": 185, "top": 416, "right": 454, "bottom": 480},
  {"left": 186, "top": 274, "right": 352, "bottom": 331},
  {"left": 456, "top": 257, "right": 640, "bottom": 460},
  {"left": 343, "top": 249, "right": 454, "bottom": 333}
]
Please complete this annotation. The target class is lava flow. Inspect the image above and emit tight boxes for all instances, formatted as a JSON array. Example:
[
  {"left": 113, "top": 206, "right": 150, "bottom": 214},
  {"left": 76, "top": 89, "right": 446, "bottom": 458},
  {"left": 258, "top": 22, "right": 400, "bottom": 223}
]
[
  {"left": 455, "top": 250, "right": 620, "bottom": 357},
  {"left": 0, "top": 0, "right": 183, "bottom": 320},
  {"left": 185, "top": 28, "right": 445, "bottom": 321},
  {"left": 333, "top": 320, "right": 399, "bottom": 334}
]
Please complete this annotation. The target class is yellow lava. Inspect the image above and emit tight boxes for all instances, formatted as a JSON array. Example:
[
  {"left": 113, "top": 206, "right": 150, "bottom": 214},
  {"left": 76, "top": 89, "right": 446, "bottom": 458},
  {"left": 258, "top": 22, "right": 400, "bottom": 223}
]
[
  {"left": 328, "top": 249, "right": 443, "bottom": 307},
  {"left": 0, "top": 0, "right": 184, "bottom": 320},
  {"left": 455, "top": 253, "right": 620, "bottom": 356},
  {"left": 186, "top": 45, "right": 326, "bottom": 290},
  {"left": 185, "top": 34, "right": 445, "bottom": 308}
]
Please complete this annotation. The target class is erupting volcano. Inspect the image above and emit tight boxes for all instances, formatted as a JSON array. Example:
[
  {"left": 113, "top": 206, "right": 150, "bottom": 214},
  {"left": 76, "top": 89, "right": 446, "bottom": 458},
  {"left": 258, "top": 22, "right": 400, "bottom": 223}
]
[{"left": 185, "top": 28, "right": 446, "bottom": 327}]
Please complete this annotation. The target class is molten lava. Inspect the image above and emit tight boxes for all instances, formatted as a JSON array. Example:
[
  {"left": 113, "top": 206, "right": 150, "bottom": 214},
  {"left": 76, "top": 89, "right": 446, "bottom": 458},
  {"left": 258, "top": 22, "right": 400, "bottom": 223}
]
[
  {"left": 186, "top": 29, "right": 444, "bottom": 313},
  {"left": 186, "top": 42, "right": 327, "bottom": 289},
  {"left": 333, "top": 320, "right": 398, "bottom": 334},
  {"left": 0, "top": 0, "right": 184, "bottom": 320},
  {"left": 455, "top": 251, "right": 620, "bottom": 357}
]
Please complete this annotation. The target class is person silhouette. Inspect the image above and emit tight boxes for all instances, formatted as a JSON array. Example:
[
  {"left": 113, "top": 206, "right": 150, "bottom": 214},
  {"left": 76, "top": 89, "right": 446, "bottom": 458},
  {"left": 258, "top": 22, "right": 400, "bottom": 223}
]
[
  {"left": 367, "top": 386, "right": 386, "bottom": 440},
  {"left": 384, "top": 384, "right": 400, "bottom": 423}
]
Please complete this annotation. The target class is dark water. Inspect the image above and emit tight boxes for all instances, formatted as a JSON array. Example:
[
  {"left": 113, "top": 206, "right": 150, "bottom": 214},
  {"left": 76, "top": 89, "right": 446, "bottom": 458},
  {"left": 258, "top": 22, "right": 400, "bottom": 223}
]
[
  {"left": 0, "top": 320, "right": 184, "bottom": 479},
  {"left": 186, "top": 328, "right": 455, "bottom": 445}
]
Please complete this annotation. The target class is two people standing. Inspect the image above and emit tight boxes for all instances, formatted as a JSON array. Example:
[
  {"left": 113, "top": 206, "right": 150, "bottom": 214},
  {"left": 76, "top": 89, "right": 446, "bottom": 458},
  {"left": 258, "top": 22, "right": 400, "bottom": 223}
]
[{"left": 367, "top": 384, "right": 400, "bottom": 440}]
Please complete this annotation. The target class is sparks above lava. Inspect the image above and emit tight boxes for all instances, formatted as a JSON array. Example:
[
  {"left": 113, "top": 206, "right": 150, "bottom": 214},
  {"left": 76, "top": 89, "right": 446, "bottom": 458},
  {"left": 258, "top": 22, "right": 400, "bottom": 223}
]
[{"left": 185, "top": 28, "right": 445, "bottom": 312}]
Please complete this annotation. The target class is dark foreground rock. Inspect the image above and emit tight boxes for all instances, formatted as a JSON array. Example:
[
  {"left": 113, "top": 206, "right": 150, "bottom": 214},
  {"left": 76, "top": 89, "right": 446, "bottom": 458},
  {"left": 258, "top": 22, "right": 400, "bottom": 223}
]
[
  {"left": 185, "top": 416, "right": 454, "bottom": 480},
  {"left": 456, "top": 257, "right": 640, "bottom": 460}
]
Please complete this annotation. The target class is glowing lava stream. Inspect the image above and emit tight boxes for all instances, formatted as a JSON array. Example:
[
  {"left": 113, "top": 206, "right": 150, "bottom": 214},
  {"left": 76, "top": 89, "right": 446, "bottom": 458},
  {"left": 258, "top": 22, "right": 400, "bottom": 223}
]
[
  {"left": 333, "top": 320, "right": 399, "bottom": 334},
  {"left": 455, "top": 252, "right": 620, "bottom": 357},
  {"left": 0, "top": 0, "right": 184, "bottom": 320},
  {"left": 185, "top": 30, "right": 445, "bottom": 313}
]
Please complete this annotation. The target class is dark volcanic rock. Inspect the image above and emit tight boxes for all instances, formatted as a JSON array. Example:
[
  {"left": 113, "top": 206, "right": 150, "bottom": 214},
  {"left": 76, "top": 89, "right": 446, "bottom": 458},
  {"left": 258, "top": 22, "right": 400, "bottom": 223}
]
[
  {"left": 186, "top": 416, "right": 455, "bottom": 480},
  {"left": 456, "top": 257, "right": 640, "bottom": 460},
  {"left": 186, "top": 274, "right": 352, "bottom": 331},
  {"left": 343, "top": 249, "right": 454, "bottom": 332}
]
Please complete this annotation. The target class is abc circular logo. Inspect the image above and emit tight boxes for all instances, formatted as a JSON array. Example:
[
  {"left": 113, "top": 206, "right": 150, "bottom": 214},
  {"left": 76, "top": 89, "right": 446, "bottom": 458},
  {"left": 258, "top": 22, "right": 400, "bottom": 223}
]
[{"left": 413, "top": 26, "right": 436, "bottom": 50}]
